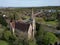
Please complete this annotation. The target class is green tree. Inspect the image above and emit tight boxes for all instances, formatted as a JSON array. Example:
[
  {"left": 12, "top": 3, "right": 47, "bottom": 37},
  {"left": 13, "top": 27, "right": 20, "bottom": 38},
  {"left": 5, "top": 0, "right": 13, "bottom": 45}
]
[
  {"left": 36, "top": 23, "right": 58, "bottom": 45},
  {"left": 28, "top": 40, "right": 37, "bottom": 45},
  {"left": 3, "top": 31, "right": 12, "bottom": 41},
  {"left": 36, "top": 24, "right": 45, "bottom": 45},
  {"left": 56, "top": 12, "right": 60, "bottom": 30},
  {"left": 0, "top": 15, "right": 7, "bottom": 27},
  {"left": 43, "top": 32, "right": 58, "bottom": 45}
]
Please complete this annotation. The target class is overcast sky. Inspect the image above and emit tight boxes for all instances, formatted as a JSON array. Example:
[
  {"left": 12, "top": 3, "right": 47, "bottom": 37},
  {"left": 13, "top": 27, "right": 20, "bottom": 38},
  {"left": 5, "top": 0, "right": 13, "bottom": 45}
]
[{"left": 0, "top": 0, "right": 60, "bottom": 7}]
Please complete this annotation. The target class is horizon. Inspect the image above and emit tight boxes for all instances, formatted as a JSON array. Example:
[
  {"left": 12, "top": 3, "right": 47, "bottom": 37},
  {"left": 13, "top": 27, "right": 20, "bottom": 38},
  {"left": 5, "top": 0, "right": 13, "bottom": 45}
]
[{"left": 0, "top": 5, "right": 60, "bottom": 8}]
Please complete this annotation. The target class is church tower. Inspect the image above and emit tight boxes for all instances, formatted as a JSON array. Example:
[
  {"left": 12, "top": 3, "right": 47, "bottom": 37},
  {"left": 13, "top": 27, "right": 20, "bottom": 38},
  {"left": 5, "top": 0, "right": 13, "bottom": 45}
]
[
  {"left": 32, "top": 8, "right": 36, "bottom": 39},
  {"left": 28, "top": 8, "right": 36, "bottom": 40}
]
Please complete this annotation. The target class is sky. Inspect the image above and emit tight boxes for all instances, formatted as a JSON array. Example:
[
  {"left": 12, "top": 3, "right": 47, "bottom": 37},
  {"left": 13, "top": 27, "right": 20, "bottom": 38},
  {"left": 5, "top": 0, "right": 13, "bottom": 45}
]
[{"left": 0, "top": 0, "right": 60, "bottom": 7}]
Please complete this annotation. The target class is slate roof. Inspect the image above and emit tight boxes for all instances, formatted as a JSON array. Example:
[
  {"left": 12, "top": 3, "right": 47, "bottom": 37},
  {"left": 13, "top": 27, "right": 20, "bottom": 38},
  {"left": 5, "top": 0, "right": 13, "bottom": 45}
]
[{"left": 15, "top": 21, "right": 30, "bottom": 32}]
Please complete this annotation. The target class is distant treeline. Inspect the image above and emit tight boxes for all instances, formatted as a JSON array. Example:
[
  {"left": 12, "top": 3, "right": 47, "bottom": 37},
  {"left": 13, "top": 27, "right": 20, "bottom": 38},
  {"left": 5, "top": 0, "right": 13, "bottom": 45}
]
[{"left": 0, "top": 6, "right": 60, "bottom": 10}]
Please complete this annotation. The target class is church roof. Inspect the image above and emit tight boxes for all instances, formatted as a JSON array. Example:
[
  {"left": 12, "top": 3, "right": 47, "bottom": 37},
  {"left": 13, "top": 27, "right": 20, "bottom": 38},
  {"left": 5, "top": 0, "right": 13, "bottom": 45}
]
[{"left": 15, "top": 21, "right": 30, "bottom": 32}]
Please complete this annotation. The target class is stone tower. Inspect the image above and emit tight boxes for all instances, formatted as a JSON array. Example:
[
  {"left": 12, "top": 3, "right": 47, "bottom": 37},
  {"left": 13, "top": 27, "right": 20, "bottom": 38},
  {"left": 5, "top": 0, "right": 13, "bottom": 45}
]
[
  {"left": 32, "top": 8, "right": 36, "bottom": 39},
  {"left": 28, "top": 8, "right": 36, "bottom": 40}
]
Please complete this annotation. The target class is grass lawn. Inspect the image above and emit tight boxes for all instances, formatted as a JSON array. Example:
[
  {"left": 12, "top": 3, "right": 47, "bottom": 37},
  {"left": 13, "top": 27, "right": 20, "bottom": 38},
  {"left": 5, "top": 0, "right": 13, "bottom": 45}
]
[
  {"left": 36, "top": 17, "right": 45, "bottom": 24},
  {"left": 0, "top": 26, "right": 7, "bottom": 34},
  {"left": 0, "top": 28, "right": 4, "bottom": 34},
  {"left": 45, "top": 21, "right": 58, "bottom": 26},
  {"left": 19, "top": 15, "right": 57, "bottom": 26},
  {"left": 35, "top": 17, "right": 57, "bottom": 26},
  {"left": 0, "top": 40, "right": 9, "bottom": 45}
]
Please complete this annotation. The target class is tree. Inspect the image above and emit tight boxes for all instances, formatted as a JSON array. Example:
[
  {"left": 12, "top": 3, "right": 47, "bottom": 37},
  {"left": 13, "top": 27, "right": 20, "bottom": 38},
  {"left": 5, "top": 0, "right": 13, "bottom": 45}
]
[
  {"left": 0, "top": 15, "right": 7, "bottom": 27},
  {"left": 36, "top": 24, "right": 45, "bottom": 45},
  {"left": 28, "top": 40, "right": 37, "bottom": 45},
  {"left": 43, "top": 32, "right": 58, "bottom": 45},
  {"left": 3, "top": 31, "right": 12, "bottom": 41},
  {"left": 56, "top": 13, "right": 60, "bottom": 30},
  {"left": 36, "top": 23, "right": 58, "bottom": 45}
]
